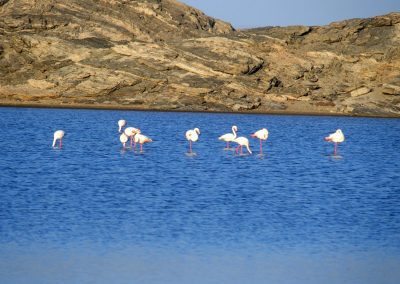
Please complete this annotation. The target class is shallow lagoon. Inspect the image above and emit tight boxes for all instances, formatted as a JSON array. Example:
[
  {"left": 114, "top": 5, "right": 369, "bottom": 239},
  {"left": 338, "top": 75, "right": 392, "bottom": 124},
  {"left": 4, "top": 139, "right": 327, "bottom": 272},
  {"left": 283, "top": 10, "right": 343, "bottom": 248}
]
[{"left": 0, "top": 107, "right": 399, "bottom": 283}]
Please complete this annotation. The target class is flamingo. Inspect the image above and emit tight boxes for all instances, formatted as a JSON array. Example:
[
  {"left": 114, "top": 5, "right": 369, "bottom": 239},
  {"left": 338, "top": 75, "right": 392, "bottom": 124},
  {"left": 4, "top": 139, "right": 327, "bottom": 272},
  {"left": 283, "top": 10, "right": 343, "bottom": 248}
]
[
  {"left": 218, "top": 125, "right": 238, "bottom": 149},
  {"left": 118, "top": 119, "right": 126, "bottom": 133},
  {"left": 124, "top": 127, "right": 141, "bottom": 148},
  {"left": 185, "top": 128, "right": 200, "bottom": 153},
  {"left": 325, "top": 129, "right": 345, "bottom": 155},
  {"left": 233, "top": 136, "right": 252, "bottom": 155},
  {"left": 134, "top": 133, "right": 153, "bottom": 152},
  {"left": 120, "top": 133, "right": 129, "bottom": 149},
  {"left": 52, "top": 130, "right": 65, "bottom": 148},
  {"left": 251, "top": 128, "right": 269, "bottom": 154}
]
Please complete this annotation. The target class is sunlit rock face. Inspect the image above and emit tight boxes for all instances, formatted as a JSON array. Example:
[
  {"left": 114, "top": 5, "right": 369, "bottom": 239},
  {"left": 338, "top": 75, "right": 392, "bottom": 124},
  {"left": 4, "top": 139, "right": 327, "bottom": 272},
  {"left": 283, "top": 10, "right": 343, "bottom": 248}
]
[{"left": 0, "top": 1, "right": 399, "bottom": 116}]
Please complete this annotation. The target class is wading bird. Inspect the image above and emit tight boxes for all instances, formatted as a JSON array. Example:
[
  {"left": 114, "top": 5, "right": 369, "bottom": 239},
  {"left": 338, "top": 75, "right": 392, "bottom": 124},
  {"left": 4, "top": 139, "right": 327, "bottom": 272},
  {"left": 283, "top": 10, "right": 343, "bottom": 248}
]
[
  {"left": 185, "top": 128, "right": 200, "bottom": 153},
  {"left": 52, "top": 130, "right": 65, "bottom": 148},
  {"left": 218, "top": 125, "right": 238, "bottom": 149},
  {"left": 124, "top": 127, "right": 141, "bottom": 148},
  {"left": 134, "top": 133, "right": 153, "bottom": 152},
  {"left": 120, "top": 133, "right": 129, "bottom": 149},
  {"left": 233, "top": 136, "right": 252, "bottom": 155},
  {"left": 324, "top": 129, "right": 345, "bottom": 155},
  {"left": 251, "top": 128, "right": 269, "bottom": 154}
]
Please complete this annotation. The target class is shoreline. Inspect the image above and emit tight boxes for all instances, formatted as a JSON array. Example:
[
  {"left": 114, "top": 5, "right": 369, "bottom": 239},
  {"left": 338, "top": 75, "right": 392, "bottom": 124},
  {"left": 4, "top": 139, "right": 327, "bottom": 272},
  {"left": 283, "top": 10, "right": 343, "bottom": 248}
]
[{"left": 1, "top": 102, "right": 399, "bottom": 119}]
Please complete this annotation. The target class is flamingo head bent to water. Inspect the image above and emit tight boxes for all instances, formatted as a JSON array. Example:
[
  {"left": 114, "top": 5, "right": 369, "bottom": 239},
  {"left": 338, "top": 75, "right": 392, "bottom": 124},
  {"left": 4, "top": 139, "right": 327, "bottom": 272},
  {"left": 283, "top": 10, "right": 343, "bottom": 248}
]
[
  {"left": 120, "top": 133, "right": 129, "bottom": 149},
  {"left": 251, "top": 128, "right": 269, "bottom": 154},
  {"left": 52, "top": 130, "right": 65, "bottom": 148},
  {"left": 124, "top": 127, "right": 141, "bottom": 148},
  {"left": 233, "top": 136, "right": 252, "bottom": 155},
  {"left": 118, "top": 119, "right": 126, "bottom": 133},
  {"left": 134, "top": 133, "right": 153, "bottom": 152}
]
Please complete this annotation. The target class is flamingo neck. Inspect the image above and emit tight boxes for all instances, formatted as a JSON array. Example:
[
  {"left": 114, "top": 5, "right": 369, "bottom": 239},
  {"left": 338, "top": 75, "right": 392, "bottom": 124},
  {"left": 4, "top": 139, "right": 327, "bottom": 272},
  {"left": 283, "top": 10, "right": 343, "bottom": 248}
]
[{"left": 246, "top": 144, "right": 252, "bottom": 154}]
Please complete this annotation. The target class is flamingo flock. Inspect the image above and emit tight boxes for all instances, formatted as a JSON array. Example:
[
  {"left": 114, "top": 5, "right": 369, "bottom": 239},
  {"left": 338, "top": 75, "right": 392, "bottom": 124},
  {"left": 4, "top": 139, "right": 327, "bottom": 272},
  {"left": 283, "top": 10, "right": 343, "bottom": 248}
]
[
  {"left": 52, "top": 120, "right": 345, "bottom": 156},
  {"left": 118, "top": 120, "right": 152, "bottom": 152}
]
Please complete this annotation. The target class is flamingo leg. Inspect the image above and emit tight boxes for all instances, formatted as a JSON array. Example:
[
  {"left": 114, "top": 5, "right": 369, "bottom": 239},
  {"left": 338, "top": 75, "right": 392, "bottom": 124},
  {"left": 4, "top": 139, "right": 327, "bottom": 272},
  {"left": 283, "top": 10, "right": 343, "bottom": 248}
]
[
  {"left": 189, "top": 140, "right": 192, "bottom": 153},
  {"left": 226, "top": 141, "right": 229, "bottom": 149},
  {"left": 140, "top": 143, "right": 143, "bottom": 152},
  {"left": 130, "top": 136, "right": 133, "bottom": 148},
  {"left": 240, "top": 145, "right": 243, "bottom": 155},
  {"left": 134, "top": 141, "right": 137, "bottom": 150},
  {"left": 260, "top": 139, "right": 262, "bottom": 154},
  {"left": 334, "top": 143, "right": 337, "bottom": 155},
  {"left": 59, "top": 138, "right": 62, "bottom": 149}
]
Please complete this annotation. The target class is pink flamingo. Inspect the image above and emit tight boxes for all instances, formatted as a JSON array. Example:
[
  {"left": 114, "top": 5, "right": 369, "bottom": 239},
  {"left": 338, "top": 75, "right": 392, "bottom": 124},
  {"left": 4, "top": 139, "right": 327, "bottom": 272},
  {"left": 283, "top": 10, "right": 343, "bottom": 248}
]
[
  {"left": 251, "top": 128, "right": 269, "bottom": 154},
  {"left": 218, "top": 125, "right": 238, "bottom": 149},
  {"left": 134, "top": 133, "right": 153, "bottom": 152},
  {"left": 124, "top": 127, "right": 141, "bottom": 148},
  {"left": 52, "top": 130, "right": 65, "bottom": 148},
  {"left": 325, "top": 129, "right": 345, "bottom": 155},
  {"left": 185, "top": 128, "right": 200, "bottom": 153},
  {"left": 233, "top": 136, "right": 252, "bottom": 155},
  {"left": 120, "top": 133, "right": 129, "bottom": 149}
]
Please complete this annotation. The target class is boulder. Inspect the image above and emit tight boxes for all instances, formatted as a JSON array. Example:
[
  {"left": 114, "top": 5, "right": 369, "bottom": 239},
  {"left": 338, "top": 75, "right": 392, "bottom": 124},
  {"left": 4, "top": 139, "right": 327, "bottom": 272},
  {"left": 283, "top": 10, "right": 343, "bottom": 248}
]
[
  {"left": 382, "top": 84, "right": 400, "bottom": 95},
  {"left": 266, "top": 77, "right": 283, "bottom": 92},
  {"left": 27, "top": 79, "right": 57, "bottom": 89},
  {"left": 350, "top": 87, "right": 372, "bottom": 97}
]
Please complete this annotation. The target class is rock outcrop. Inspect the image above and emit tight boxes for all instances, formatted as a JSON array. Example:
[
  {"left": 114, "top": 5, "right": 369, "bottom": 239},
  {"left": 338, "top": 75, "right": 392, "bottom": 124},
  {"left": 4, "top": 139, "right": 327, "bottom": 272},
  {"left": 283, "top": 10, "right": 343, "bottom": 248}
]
[{"left": 0, "top": 0, "right": 399, "bottom": 117}]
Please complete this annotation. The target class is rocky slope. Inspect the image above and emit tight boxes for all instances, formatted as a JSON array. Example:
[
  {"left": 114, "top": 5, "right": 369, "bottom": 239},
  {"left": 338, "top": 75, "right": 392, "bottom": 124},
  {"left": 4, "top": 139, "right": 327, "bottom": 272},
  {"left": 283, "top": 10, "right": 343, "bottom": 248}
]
[{"left": 1, "top": 0, "right": 399, "bottom": 116}]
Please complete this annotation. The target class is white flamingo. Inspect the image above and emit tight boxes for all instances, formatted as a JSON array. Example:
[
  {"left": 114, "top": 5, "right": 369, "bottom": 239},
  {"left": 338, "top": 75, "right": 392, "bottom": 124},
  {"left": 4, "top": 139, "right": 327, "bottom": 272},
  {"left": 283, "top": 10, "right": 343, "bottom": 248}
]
[
  {"left": 52, "top": 130, "right": 65, "bottom": 148},
  {"left": 233, "top": 136, "right": 252, "bottom": 155},
  {"left": 124, "top": 127, "right": 141, "bottom": 148},
  {"left": 325, "top": 129, "right": 345, "bottom": 155},
  {"left": 185, "top": 128, "right": 200, "bottom": 153},
  {"left": 218, "top": 125, "right": 238, "bottom": 149},
  {"left": 118, "top": 119, "right": 126, "bottom": 133},
  {"left": 251, "top": 128, "right": 269, "bottom": 154},
  {"left": 134, "top": 133, "right": 153, "bottom": 152},
  {"left": 120, "top": 133, "right": 129, "bottom": 149}
]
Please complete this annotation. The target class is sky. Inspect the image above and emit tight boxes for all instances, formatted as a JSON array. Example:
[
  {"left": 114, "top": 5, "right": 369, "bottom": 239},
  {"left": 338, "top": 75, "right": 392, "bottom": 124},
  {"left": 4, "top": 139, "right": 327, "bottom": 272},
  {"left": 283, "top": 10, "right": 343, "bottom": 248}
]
[{"left": 180, "top": 0, "right": 400, "bottom": 29}]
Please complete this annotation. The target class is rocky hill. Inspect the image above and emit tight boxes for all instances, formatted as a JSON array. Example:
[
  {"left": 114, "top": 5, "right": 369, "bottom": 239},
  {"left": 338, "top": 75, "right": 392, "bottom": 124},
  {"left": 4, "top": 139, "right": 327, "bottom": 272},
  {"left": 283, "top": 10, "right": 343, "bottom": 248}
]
[{"left": 1, "top": 0, "right": 399, "bottom": 116}]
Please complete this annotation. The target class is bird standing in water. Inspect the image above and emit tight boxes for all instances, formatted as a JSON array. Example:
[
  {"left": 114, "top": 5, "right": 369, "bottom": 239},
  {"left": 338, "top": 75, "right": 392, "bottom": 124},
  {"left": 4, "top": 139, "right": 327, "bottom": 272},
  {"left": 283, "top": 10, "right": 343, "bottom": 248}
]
[
  {"left": 251, "top": 128, "right": 269, "bottom": 155},
  {"left": 185, "top": 128, "right": 200, "bottom": 153},
  {"left": 52, "top": 130, "right": 65, "bottom": 148},
  {"left": 124, "top": 127, "right": 141, "bottom": 148},
  {"left": 218, "top": 125, "right": 238, "bottom": 149},
  {"left": 120, "top": 133, "right": 129, "bottom": 149},
  {"left": 233, "top": 136, "right": 252, "bottom": 155},
  {"left": 134, "top": 133, "right": 153, "bottom": 153},
  {"left": 325, "top": 129, "right": 345, "bottom": 155}
]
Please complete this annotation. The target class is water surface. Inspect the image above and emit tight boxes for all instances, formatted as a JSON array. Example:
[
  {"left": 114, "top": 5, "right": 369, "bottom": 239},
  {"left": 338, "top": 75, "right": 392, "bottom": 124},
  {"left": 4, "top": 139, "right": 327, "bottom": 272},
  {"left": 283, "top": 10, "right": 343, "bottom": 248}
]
[{"left": 0, "top": 107, "right": 399, "bottom": 283}]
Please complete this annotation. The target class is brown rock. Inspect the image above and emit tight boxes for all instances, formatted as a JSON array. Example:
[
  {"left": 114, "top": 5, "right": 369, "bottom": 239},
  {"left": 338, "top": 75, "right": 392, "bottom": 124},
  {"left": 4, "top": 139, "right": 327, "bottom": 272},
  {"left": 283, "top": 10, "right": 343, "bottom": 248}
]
[
  {"left": 350, "top": 87, "right": 372, "bottom": 97},
  {"left": 0, "top": 1, "right": 399, "bottom": 117},
  {"left": 27, "top": 79, "right": 57, "bottom": 89},
  {"left": 382, "top": 84, "right": 400, "bottom": 95}
]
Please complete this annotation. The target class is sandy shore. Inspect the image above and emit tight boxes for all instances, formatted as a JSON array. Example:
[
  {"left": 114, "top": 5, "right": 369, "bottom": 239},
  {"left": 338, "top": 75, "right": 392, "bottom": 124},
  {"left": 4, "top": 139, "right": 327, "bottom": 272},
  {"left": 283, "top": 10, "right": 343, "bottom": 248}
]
[{"left": 1, "top": 101, "right": 399, "bottom": 119}]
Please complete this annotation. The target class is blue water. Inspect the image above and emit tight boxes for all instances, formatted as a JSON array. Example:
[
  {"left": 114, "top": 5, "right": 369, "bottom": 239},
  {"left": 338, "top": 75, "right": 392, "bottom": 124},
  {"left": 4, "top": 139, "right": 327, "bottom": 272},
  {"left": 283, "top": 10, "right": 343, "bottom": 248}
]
[{"left": 0, "top": 107, "right": 399, "bottom": 284}]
